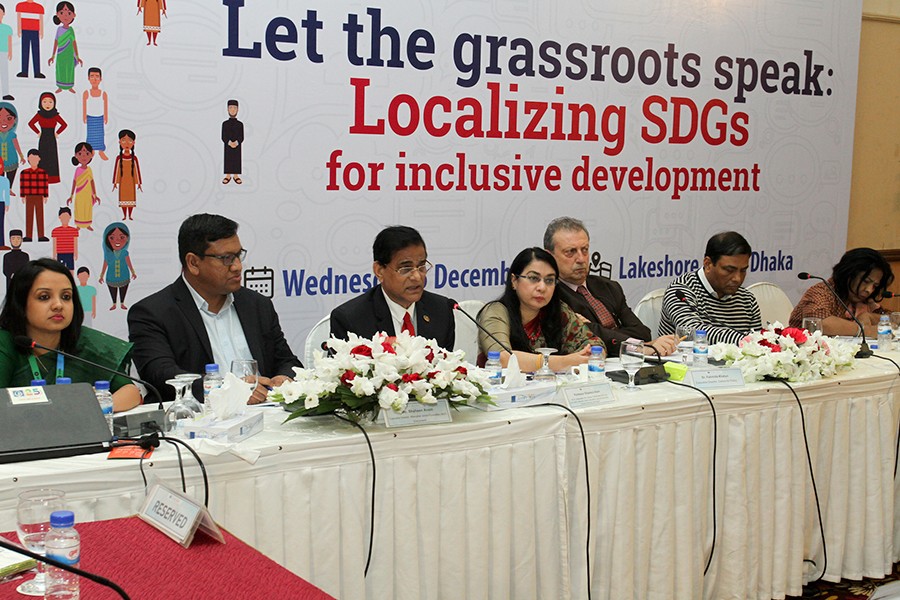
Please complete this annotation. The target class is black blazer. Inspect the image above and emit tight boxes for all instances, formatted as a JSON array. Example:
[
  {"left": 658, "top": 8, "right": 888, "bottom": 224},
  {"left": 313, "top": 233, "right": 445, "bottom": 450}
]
[
  {"left": 127, "top": 277, "right": 302, "bottom": 401},
  {"left": 330, "top": 285, "right": 456, "bottom": 350},
  {"left": 557, "top": 275, "right": 651, "bottom": 356}
]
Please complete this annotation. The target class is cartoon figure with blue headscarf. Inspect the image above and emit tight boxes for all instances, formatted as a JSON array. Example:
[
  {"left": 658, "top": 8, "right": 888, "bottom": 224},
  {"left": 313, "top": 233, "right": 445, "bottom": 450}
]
[
  {"left": 0, "top": 101, "right": 25, "bottom": 190},
  {"left": 98, "top": 221, "right": 136, "bottom": 311}
]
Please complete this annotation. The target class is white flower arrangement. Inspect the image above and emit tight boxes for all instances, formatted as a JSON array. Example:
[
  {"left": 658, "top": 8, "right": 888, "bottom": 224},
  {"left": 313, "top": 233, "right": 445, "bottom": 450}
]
[
  {"left": 708, "top": 322, "right": 859, "bottom": 383},
  {"left": 269, "top": 331, "right": 494, "bottom": 422}
]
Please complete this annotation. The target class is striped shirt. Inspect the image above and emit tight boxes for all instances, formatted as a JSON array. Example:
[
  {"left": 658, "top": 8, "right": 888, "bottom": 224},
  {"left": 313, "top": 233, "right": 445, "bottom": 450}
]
[{"left": 658, "top": 269, "right": 761, "bottom": 345}]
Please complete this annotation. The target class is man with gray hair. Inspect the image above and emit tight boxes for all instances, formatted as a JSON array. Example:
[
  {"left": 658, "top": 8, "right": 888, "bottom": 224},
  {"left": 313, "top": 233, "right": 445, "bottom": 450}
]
[{"left": 544, "top": 217, "right": 677, "bottom": 357}]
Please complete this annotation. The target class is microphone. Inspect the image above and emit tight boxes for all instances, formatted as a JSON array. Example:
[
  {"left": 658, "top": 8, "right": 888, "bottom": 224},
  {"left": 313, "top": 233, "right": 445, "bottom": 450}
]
[
  {"left": 797, "top": 273, "right": 872, "bottom": 358},
  {"left": 0, "top": 536, "right": 130, "bottom": 599},
  {"left": 674, "top": 288, "right": 688, "bottom": 302},
  {"left": 13, "top": 336, "right": 167, "bottom": 428},
  {"left": 451, "top": 301, "right": 515, "bottom": 355}
]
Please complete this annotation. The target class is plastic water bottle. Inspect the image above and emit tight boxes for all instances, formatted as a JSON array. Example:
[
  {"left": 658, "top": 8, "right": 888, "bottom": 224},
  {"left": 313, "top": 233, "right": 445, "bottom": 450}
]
[
  {"left": 693, "top": 329, "right": 709, "bottom": 365},
  {"left": 203, "top": 363, "right": 224, "bottom": 403},
  {"left": 485, "top": 351, "right": 502, "bottom": 385},
  {"left": 94, "top": 380, "right": 114, "bottom": 435},
  {"left": 44, "top": 510, "right": 80, "bottom": 599},
  {"left": 877, "top": 315, "right": 892, "bottom": 351},
  {"left": 587, "top": 345, "right": 605, "bottom": 379}
]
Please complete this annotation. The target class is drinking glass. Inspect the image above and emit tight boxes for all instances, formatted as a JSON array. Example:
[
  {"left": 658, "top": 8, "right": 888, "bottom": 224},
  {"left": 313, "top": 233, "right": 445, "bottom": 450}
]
[
  {"left": 175, "top": 372, "right": 203, "bottom": 415},
  {"left": 231, "top": 359, "right": 260, "bottom": 402},
  {"left": 620, "top": 342, "right": 645, "bottom": 390},
  {"left": 16, "top": 488, "right": 66, "bottom": 595},
  {"left": 164, "top": 378, "right": 196, "bottom": 433},
  {"left": 532, "top": 348, "right": 557, "bottom": 382},
  {"left": 675, "top": 324, "right": 695, "bottom": 364},
  {"left": 802, "top": 317, "right": 822, "bottom": 334},
  {"left": 891, "top": 312, "right": 900, "bottom": 350}
]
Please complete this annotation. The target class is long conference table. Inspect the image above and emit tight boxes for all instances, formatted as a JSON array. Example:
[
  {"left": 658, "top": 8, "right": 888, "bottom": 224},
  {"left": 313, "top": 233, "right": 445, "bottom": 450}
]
[{"left": 1, "top": 354, "right": 898, "bottom": 600}]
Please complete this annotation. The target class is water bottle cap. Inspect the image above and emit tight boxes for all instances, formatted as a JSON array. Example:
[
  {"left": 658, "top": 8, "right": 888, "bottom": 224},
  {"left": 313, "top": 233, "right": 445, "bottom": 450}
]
[
  {"left": 487, "top": 351, "right": 500, "bottom": 360},
  {"left": 591, "top": 346, "right": 603, "bottom": 353},
  {"left": 30, "top": 379, "right": 46, "bottom": 386},
  {"left": 50, "top": 510, "right": 75, "bottom": 528},
  {"left": 205, "top": 363, "right": 220, "bottom": 373},
  {"left": 56, "top": 377, "right": 72, "bottom": 385},
  {"left": 94, "top": 380, "right": 110, "bottom": 390}
]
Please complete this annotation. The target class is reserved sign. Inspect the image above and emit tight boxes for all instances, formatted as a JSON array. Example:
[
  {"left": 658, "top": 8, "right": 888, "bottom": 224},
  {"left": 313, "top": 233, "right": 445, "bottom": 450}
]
[{"left": 139, "top": 482, "right": 224, "bottom": 548}]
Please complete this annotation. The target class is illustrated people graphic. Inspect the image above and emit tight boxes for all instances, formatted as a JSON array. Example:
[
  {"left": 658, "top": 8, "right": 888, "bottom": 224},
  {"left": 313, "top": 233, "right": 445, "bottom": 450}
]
[
  {"left": 2, "top": 228, "right": 27, "bottom": 290},
  {"left": 112, "top": 129, "right": 141, "bottom": 220},
  {"left": 0, "top": 101, "right": 24, "bottom": 192},
  {"left": 15, "top": 0, "right": 43, "bottom": 79},
  {"left": 221, "top": 99, "right": 243, "bottom": 184},
  {"left": 99, "top": 221, "right": 136, "bottom": 310},
  {"left": 28, "top": 91, "right": 67, "bottom": 183},
  {"left": 51, "top": 205, "right": 77, "bottom": 270},
  {"left": 19, "top": 148, "right": 48, "bottom": 241},
  {"left": 76, "top": 265, "right": 96, "bottom": 323},
  {"left": 67, "top": 141, "right": 98, "bottom": 230},
  {"left": 0, "top": 4, "right": 14, "bottom": 100},
  {"left": 0, "top": 157, "right": 8, "bottom": 248},
  {"left": 137, "top": 0, "right": 165, "bottom": 46},
  {"left": 47, "top": 1, "right": 81, "bottom": 94},
  {"left": 82, "top": 67, "right": 107, "bottom": 160}
]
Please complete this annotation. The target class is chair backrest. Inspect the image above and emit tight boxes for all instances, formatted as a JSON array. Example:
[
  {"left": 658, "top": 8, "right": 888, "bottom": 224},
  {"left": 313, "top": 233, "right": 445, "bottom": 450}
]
[
  {"left": 747, "top": 282, "right": 794, "bottom": 327},
  {"left": 304, "top": 315, "right": 331, "bottom": 366},
  {"left": 634, "top": 288, "right": 666, "bottom": 338},
  {"left": 453, "top": 299, "right": 486, "bottom": 363}
]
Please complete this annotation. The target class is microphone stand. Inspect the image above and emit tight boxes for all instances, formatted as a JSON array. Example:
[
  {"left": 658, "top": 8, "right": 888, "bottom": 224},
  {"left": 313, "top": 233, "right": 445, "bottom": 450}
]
[
  {"left": 797, "top": 273, "right": 872, "bottom": 358},
  {"left": 0, "top": 536, "right": 130, "bottom": 599}
]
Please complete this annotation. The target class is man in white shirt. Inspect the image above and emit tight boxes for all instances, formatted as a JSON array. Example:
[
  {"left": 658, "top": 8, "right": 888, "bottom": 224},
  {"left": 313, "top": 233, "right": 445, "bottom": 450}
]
[{"left": 128, "top": 213, "right": 301, "bottom": 403}]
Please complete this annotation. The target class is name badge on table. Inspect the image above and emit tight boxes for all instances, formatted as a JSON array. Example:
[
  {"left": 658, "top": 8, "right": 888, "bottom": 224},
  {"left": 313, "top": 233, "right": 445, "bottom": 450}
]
[
  {"left": 139, "top": 482, "right": 225, "bottom": 548},
  {"left": 684, "top": 367, "right": 745, "bottom": 390},
  {"left": 560, "top": 381, "right": 614, "bottom": 409},
  {"left": 381, "top": 398, "right": 452, "bottom": 428}
]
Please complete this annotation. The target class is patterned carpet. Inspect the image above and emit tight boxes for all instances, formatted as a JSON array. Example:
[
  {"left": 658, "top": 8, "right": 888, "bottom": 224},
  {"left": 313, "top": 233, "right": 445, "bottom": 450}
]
[{"left": 788, "top": 563, "right": 900, "bottom": 599}]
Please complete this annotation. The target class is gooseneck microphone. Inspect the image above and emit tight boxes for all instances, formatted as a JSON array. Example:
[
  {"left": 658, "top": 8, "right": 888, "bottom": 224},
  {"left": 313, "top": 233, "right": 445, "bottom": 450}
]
[
  {"left": 797, "top": 273, "right": 872, "bottom": 359},
  {"left": 451, "top": 301, "right": 515, "bottom": 355},
  {"left": 13, "top": 336, "right": 165, "bottom": 407}
]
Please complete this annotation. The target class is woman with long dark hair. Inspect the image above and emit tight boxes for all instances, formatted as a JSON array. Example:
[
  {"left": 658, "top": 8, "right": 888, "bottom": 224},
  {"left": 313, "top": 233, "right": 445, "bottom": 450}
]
[
  {"left": 476, "top": 247, "right": 604, "bottom": 371},
  {"left": 789, "top": 247, "right": 894, "bottom": 336},
  {"left": 0, "top": 258, "right": 141, "bottom": 411}
]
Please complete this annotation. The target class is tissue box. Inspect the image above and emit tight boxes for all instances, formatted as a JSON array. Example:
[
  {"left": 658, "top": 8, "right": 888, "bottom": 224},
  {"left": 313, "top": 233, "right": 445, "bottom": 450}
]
[
  {"left": 471, "top": 380, "right": 559, "bottom": 411},
  {"left": 181, "top": 411, "right": 264, "bottom": 443}
]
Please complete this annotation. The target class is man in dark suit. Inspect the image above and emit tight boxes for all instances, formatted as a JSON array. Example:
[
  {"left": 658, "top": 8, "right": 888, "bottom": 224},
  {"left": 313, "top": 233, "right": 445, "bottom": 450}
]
[
  {"left": 330, "top": 225, "right": 455, "bottom": 349},
  {"left": 543, "top": 217, "right": 677, "bottom": 357},
  {"left": 128, "top": 214, "right": 301, "bottom": 403}
]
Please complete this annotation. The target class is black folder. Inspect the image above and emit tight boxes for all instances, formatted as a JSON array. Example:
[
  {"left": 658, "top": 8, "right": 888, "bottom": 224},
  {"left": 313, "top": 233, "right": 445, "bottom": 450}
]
[{"left": 0, "top": 383, "right": 112, "bottom": 464}]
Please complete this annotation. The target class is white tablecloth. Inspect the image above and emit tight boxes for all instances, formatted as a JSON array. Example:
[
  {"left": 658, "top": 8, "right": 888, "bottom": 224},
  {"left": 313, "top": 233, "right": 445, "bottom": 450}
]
[{"left": 1, "top": 354, "right": 898, "bottom": 600}]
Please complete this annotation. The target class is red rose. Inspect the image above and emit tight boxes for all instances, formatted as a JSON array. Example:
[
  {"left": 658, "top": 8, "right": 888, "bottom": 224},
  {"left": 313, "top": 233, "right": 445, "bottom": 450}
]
[
  {"left": 351, "top": 344, "right": 373, "bottom": 357},
  {"left": 426, "top": 371, "right": 440, "bottom": 380},
  {"left": 781, "top": 327, "right": 808, "bottom": 344},
  {"left": 386, "top": 383, "right": 399, "bottom": 391},
  {"left": 340, "top": 370, "right": 357, "bottom": 385},
  {"left": 455, "top": 366, "right": 468, "bottom": 376},
  {"left": 425, "top": 348, "right": 435, "bottom": 362},
  {"left": 381, "top": 341, "right": 397, "bottom": 354},
  {"left": 401, "top": 373, "right": 421, "bottom": 383},
  {"left": 759, "top": 339, "right": 781, "bottom": 353}
]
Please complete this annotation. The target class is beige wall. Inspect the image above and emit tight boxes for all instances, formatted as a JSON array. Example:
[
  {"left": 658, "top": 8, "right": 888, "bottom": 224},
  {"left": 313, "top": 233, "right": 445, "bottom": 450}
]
[{"left": 850, "top": 9, "right": 899, "bottom": 310}]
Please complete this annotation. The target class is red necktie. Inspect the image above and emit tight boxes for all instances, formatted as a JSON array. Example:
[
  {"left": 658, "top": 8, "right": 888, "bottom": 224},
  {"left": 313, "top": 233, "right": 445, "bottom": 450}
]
[
  {"left": 401, "top": 311, "right": 415, "bottom": 335},
  {"left": 577, "top": 285, "right": 616, "bottom": 329}
]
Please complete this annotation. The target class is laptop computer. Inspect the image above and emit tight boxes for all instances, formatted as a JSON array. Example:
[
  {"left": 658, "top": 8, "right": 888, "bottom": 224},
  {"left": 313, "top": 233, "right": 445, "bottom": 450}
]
[{"left": 0, "top": 383, "right": 112, "bottom": 464}]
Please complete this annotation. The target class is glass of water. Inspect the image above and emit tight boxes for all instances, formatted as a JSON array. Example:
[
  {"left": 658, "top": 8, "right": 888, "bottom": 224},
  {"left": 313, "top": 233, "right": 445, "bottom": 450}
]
[
  {"left": 675, "top": 324, "right": 694, "bottom": 364},
  {"left": 620, "top": 342, "right": 645, "bottom": 390},
  {"left": 16, "top": 488, "right": 66, "bottom": 595},
  {"left": 231, "top": 359, "right": 260, "bottom": 402}
]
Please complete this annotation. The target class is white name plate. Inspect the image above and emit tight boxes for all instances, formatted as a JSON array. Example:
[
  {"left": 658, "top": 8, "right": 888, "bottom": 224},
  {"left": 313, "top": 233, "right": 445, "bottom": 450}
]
[
  {"left": 685, "top": 367, "right": 745, "bottom": 389},
  {"left": 382, "top": 398, "right": 452, "bottom": 428},
  {"left": 139, "top": 482, "right": 225, "bottom": 548},
  {"left": 560, "top": 381, "right": 614, "bottom": 409}
]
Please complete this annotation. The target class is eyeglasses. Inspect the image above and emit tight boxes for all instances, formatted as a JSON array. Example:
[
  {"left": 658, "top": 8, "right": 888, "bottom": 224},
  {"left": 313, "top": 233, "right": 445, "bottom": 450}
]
[
  {"left": 202, "top": 248, "right": 247, "bottom": 266},
  {"left": 516, "top": 273, "right": 557, "bottom": 286},
  {"left": 392, "top": 260, "right": 433, "bottom": 277}
]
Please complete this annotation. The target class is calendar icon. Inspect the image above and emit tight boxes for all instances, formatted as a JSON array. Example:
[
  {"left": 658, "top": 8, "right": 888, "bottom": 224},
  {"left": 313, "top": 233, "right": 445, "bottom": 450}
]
[{"left": 244, "top": 266, "right": 275, "bottom": 298}]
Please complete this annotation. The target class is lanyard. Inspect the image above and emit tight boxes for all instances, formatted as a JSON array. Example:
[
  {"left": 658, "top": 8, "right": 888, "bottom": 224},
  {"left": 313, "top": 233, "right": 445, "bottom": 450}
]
[{"left": 27, "top": 353, "right": 65, "bottom": 382}]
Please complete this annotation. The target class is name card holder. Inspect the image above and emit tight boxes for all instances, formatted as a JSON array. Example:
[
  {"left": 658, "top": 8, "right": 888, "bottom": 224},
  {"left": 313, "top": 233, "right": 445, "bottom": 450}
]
[
  {"left": 559, "top": 381, "right": 614, "bottom": 409},
  {"left": 381, "top": 398, "right": 452, "bottom": 428},
  {"left": 139, "top": 482, "right": 225, "bottom": 548},
  {"left": 684, "top": 367, "right": 745, "bottom": 390}
]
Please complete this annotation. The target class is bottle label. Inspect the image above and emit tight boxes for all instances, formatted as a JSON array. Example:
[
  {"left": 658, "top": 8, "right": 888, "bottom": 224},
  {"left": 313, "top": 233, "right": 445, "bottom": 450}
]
[
  {"left": 588, "top": 364, "right": 604, "bottom": 372},
  {"left": 47, "top": 547, "right": 79, "bottom": 566}
]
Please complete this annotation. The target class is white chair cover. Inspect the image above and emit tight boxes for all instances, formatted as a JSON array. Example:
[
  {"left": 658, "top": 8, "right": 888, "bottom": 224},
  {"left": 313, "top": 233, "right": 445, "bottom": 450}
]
[
  {"left": 747, "top": 281, "right": 794, "bottom": 327},
  {"left": 634, "top": 288, "right": 666, "bottom": 338}
]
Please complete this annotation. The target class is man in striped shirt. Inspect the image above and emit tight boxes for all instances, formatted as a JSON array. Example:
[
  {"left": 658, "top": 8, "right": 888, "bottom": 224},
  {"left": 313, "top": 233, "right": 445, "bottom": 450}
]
[{"left": 658, "top": 231, "right": 761, "bottom": 345}]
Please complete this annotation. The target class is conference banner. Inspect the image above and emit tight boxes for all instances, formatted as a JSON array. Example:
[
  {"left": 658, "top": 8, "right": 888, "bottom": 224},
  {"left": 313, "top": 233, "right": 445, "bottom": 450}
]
[{"left": 0, "top": 0, "right": 863, "bottom": 352}]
